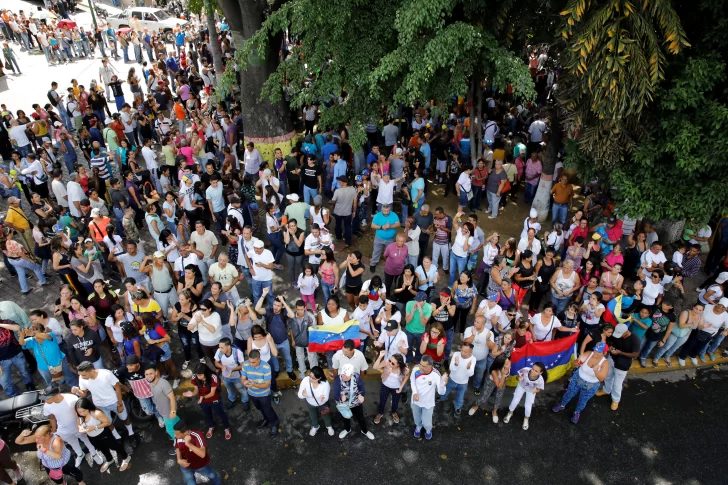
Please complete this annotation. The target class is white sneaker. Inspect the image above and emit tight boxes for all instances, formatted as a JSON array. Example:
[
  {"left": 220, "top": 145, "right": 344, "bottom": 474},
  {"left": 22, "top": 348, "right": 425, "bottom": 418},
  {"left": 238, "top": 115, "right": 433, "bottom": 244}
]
[
  {"left": 92, "top": 452, "right": 104, "bottom": 465},
  {"left": 338, "top": 430, "right": 349, "bottom": 439},
  {"left": 691, "top": 357, "right": 698, "bottom": 365},
  {"left": 361, "top": 221, "right": 367, "bottom": 228},
  {"left": 173, "top": 379, "right": 180, "bottom": 389},
  {"left": 522, "top": 418, "right": 530, "bottom": 431},
  {"left": 503, "top": 411, "right": 513, "bottom": 424},
  {"left": 200, "top": 358, "right": 206, "bottom": 363},
  {"left": 75, "top": 453, "right": 85, "bottom": 468},
  {"left": 182, "top": 360, "right": 190, "bottom": 370},
  {"left": 468, "top": 406, "right": 478, "bottom": 416},
  {"left": 158, "top": 417, "right": 165, "bottom": 428},
  {"left": 119, "top": 456, "right": 131, "bottom": 471},
  {"left": 309, "top": 427, "right": 319, "bottom": 437},
  {"left": 492, "top": 414, "right": 499, "bottom": 424},
  {"left": 100, "top": 460, "right": 112, "bottom": 473},
  {"left": 327, "top": 427, "right": 335, "bottom": 436},
  {"left": 362, "top": 431, "right": 375, "bottom": 440},
  {"left": 678, "top": 358, "right": 686, "bottom": 367}
]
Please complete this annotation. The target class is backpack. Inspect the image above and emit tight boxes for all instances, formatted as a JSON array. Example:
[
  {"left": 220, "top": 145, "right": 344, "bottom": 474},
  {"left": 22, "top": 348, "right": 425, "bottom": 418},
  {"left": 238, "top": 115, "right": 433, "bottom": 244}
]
[
  {"left": 66, "top": 102, "right": 73, "bottom": 118},
  {"left": 216, "top": 347, "right": 241, "bottom": 366},
  {"left": 47, "top": 90, "right": 58, "bottom": 107}
]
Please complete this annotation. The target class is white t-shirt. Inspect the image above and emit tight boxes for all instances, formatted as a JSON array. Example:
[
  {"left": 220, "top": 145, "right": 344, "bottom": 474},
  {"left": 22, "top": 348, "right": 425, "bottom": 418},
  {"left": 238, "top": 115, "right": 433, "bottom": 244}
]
[
  {"left": 297, "top": 376, "right": 331, "bottom": 407},
  {"left": 451, "top": 232, "right": 474, "bottom": 258},
  {"left": 477, "top": 302, "right": 503, "bottom": 329},
  {"left": 360, "top": 280, "right": 386, "bottom": 313},
  {"left": 250, "top": 249, "right": 274, "bottom": 281},
  {"left": 237, "top": 236, "right": 259, "bottom": 268},
  {"left": 304, "top": 233, "right": 324, "bottom": 264},
  {"left": 351, "top": 305, "right": 374, "bottom": 339},
  {"left": 463, "top": 326, "right": 494, "bottom": 361},
  {"left": 517, "top": 367, "right": 545, "bottom": 392},
  {"left": 520, "top": 218, "right": 542, "bottom": 240},
  {"left": 457, "top": 172, "right": 472, "bottom": 193},
  {"left": 214, "top": 347, "right": 245, "bottom": 378},
  {"left": 517, "top": 237, "right": 542, "bottom": 264},
  {"left": 701, "top": 305, "right": 728, "bottom": 336},
  {"left": 642, "top": 280, "right": 664, "bottom": 306},
  {"left": 45, "top": 318, "right": 65, "bottom": 343},
  {"left": 699, "top": 285, "right": 724, "bottom": 306},
  {"left": 448, "top": 351, "right": 477, "bottom": 384},
  {"left": 332, "top": 349, "right": 368, "bottom": 374},
  {"left": 189, "top": 230, "right": 219, "bottom": 259},
  {"left": 376, "top": 329, "right": 408, "bottom": 359},
  {"left": 208, "top": 263, "right": 239, "bottom": 288},
  {"left": 641, "top": 250, "right": 667, "bottom": 268},
  {"left": 52, "top": 179, "right": 69, "bottom": 208},
  {"left": 376, "top": 179, "right": 396, "bottom": 205},
  {"left": 67, "top": 181, "right": 86, "bottom": 218},
  {"left": 528, "top": 120, "right": 547, "bottom": 142},
  {"left": 79, "top": 369, "right": 120, "bottom": 407},
  {"left": 260, "top": 176, "right": 280, "bottom": 203},
  {"left": 174, "top": 252, "right": 200, "bottom": 275},
  {"left": 141, "top": 146, "right": 158, "bottom": 170},
  {"left": 119, "top": 111, "right": 135, "bottom": 133},
  {"left": 195, "top": 311, "right": 222, "bottom": 345},
  {"left": 9, "top": 125, "right": 30, "bottom": 147},
  {"left": 690, "top": 226, "right": 712, "bottom": 245},
  {"left": 530, "top": 314, "right": 561, "bottom": 342},
  {"left": 105, "top": 313, "right": 133, "bottom": 343},
  {"left": 43, "top": 394, "right": 81, "bottom": 433}
]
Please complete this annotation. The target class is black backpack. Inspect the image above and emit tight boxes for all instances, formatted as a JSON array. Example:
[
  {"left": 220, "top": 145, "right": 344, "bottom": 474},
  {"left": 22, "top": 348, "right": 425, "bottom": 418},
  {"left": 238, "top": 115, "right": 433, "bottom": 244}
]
[{"left": 47, "top": 90, "right": 58, "bottom": 107}]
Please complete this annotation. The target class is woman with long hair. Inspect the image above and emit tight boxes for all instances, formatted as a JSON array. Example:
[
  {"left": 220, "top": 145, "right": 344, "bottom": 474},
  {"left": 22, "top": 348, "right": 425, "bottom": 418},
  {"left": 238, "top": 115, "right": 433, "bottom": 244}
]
[
  {"left": 553, "top": 342, "right": 610, "bottom": 424},
  {"left": 247, "top": 324, "right": 281, "bottom": 400},
  {"left": 318, "top": 246, "right": 339, "bottom": 303},
  {"left": 74, "top": 397, "right": 131, "bottom": 471},
  {"left": 169, "top": 289, "right": 203, "bottom": 370},
  {"left": 468, "top": 354, "right": 510, "bottom": 421},
  {"left": 531, "top": 246, "right": 557, "bottom": 310},
  {"left": 182, "top": 363, "right": 232, "bottom": 440},
  {"left": 297, "top": 365, "right": 335, "bottom": 436},
  {"left": 452, "top": 270, "right": 478, "bottom": 339},
  {"left": 504, "top": 361, "right": 547, "bottom": 430},
  {"left": 373, "top": 351, "right": 408, "bottom": 425}
]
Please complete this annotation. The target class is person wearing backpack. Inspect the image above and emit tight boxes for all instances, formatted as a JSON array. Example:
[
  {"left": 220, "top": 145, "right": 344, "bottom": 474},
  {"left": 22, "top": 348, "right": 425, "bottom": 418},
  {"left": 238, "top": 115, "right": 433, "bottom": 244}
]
[{"left": 213, "top": 337, "right": 249, "bottom": 412}]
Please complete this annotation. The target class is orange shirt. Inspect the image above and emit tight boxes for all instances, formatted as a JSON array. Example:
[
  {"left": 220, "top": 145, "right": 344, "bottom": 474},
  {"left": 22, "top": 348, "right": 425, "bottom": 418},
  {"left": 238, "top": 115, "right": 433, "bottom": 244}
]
[
  {"left": 174, "top": 103, "right": 186, "bottom": 121},
  {"left": 551, "top": 183, "right": 574, "bottom": 205}
]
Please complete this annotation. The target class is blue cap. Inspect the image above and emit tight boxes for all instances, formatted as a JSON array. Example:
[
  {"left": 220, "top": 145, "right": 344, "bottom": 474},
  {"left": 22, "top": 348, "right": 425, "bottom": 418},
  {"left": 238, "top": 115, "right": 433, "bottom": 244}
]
[
  {"left": 355, "top": 175, "right": 363, "bottom": 183},
  {"left": 487, "top": 294, "right": 499, "bottom": 302},
  {"left": 593, "top": 342, "right": 607, "bottom": 353},
  {"left": 361, "top": 169, "right": 369, "bottom": 176}
]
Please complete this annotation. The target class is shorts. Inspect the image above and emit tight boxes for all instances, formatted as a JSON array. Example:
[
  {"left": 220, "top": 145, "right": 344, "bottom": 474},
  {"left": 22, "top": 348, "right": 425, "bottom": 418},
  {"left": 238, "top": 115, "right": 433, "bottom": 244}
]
[
  {"left": 436, "top": 159, "right": 447, "bottom": 172},
  {"left": 159, "top": 343, "right": 173, "bottom": 362},
  {"left": 459, "top": 192, "right": 469, "bottom": 206},
  {"left": 98, "top": 401, "right": 129, "bottom": 422},
  {"left": 346, "top": 284, "right": 362, "bottom": 295}
]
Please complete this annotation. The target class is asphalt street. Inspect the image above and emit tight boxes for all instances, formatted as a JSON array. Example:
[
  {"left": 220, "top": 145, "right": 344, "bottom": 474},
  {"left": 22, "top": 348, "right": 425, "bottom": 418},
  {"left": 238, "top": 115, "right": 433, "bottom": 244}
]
[{"left": 3, "top": 365, "right": 726, "bottom": 485}]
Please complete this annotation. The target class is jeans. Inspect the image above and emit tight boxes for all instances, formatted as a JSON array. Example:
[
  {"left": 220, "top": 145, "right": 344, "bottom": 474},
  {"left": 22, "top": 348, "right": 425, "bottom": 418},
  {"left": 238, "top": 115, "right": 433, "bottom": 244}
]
[
  {"left": 449, "top": 253, "right": 468, "bottom": 287},
  {"left": 0, "top": 353, "right": 34, "bottom": 396},
  {"left": 602, "top": 356, "right": 628, "bottom": 403},
  {"left": 286, "top": 253, "right": 304, "bottom": 283},
  {"left": 486, "top": 191, "right": 501, "bottom": 218},
  {"left": 654, "top": 332, "right": 690, "bottom": 360},
  {"left": 321, "top": 281, "right": 335, "bottom": 302},
  {"left": 551, "top": 293, "right": 571, "bottom": 315},
  {"left": 444, "top": 327, "right": 454, "bottom": 361},
  {"left": 639, "top": 339, "right": 661, "bottom": 360},
  {"left": 370, "top": 236, "right": 393, "bottom": 267},
  {"left": 560, "top": 372, "right": 600, "bottom": 414},
  {"left": 200, "top": 400, "right": 230, "bottom": 429},
  {"left": 432, "top": 243, "right": 449, "bottom": 271},
  {"left": 121, "top": 45, "right": 129, "bottom": 62},
  {"left": 42, "top": 45, "right": 53, "bottom": 63},
  {"left": 334, "top": 214, "right": 352, "bottom": 246},
  {"left": 706, "top": 333, "right": 726, "bottom": 355},
  {"left": 400, "top": 203, "right": 409, "bottom": 227},
  {"left": 295, "top": 346, "right": 317, "bottom": 374},
  {"left": 525, "top": 183, "right": 538, "bottom": 204},
  {"left": 303, "top": 186, "right": 318, "bottom": 205},
  {"left": 178, "top": 326, "right": 204, "bottom": 362},
  {"left": 5, "top": 56, "right": 20, "bottom": 73},
  {"left": 180, "top": 464, "right": 221, "bottom": 485},
  {"left": 8, "top": 257, "right": 46, "bottom": 293},
  {"left": 250, "top": 394, "right": 279, "bottom": 427},
  {"left": 552, "top": 202, "right": 568, "bottom": 226},
  {"left": 439, "top": 379, "right": 468, "bottom": 410},
  {"left": 115, "top": 96, "right": 126, "bottom": 112},
  {"left": 411, "top": 403, "right": 434, "bottom": 432},
  {"left": 38, "top": 359, "right": 78, "bottom": 387},
  {"left": 138, "top": 396, "right": 162, "bottom": 420},
  {"left": 268, "top": 231, "right": 284, "bottom": 264},
  {"left": 251, "top": 279, "right": 274, "bottom": 311},
  {"left": 275, "top": 341, "right": 294, "bottom": 373},
  {"left": 404, "top": 329, "right": 424, "bottom": 363},
  {"left": 472, "top": 357, "right": 489, "bottom": 390},
  {"left": 378, "top": 384, "right": 402, "bottom": 414}
]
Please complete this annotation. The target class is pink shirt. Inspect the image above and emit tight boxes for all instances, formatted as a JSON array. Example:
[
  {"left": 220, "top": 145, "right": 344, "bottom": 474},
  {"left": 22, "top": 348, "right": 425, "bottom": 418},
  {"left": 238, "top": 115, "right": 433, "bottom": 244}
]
[
  {"left": 178, "top": 146, "right": 194, "bottom": 165},
  {"left": 525, "top": 159, "right": 542, "bottom": 186},
  {"left": 383, "top": 242, "right": 408, "bottom": 276}
]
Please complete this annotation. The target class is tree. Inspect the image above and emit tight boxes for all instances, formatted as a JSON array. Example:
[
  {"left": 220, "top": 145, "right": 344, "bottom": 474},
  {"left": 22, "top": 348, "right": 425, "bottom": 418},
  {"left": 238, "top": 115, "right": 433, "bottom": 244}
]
[
  {"left": 237, "top": 0, "right": 536, "bottom": 150},
  {"left": 188, "top": 0, "right": 224, "bottom": 74},
  {"left": 216, "top": 0, "right": 295, "bottom": 158}
]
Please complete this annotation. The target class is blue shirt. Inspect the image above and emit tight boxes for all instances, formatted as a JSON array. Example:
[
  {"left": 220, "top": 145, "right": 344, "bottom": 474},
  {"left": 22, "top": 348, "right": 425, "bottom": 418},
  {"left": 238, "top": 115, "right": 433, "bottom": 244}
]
[
  {"left": 166, "top": 57, "right": 179, "bottom": 73},
  {"left": 321, "top": 142, "right": 338, "bottom": 163},
  {"left": 175, "top": 32, "right": 185, "bottom": 46},
  {"left": 22, "top": 337, "right": 65, "bottom": 370},
  {"left": 240, "top": 361, "right": 272, "bottom": 397},
  {"left": 331, "top": 160, "right": 348, "bottom": 190},
  {"left": 205, "top": 184, "right": 225, "bottom": 212},
  {"left": 373, "top": 212, "right": 400, "bottom": 241},
  {"left": 420, "top": 143, "right": 431, "bottom": 168},
  {"left": 302, "top": 142, "right": 317, "bottom": 157},
  {"left": 366, "top": 152, "right": 378, "bottom": 166},
  {"left": 314, "top": 134, "right": 326, "bottom": 153},
  {"left": 410, "top": 177, "right": 425, "bottom": 205},
  {"left": 460, "top": 139, "right": 471, "bottom": 159}
]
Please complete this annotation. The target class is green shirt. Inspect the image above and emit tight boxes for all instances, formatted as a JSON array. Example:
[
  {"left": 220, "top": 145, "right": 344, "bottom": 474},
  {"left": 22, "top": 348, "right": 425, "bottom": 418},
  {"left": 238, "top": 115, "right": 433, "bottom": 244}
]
[
  {"left": 284, "top": 202, "right": 311, "bottom": 231},
  {"left": 405, "top": 301, "right": 433, "bottom": 334},
  {"left": 59, "top": 214, "right": 78, "bottom": 239}
]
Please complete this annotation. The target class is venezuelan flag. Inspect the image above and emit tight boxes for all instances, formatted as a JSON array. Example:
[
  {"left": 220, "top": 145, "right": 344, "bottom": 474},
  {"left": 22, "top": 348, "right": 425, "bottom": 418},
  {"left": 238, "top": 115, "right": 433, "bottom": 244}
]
[
  {"left": 308, "top": 320, "right": 361, "bottom": 353},
  {"left": 506, "top": 333, "right": 578, "bottom": 386}
]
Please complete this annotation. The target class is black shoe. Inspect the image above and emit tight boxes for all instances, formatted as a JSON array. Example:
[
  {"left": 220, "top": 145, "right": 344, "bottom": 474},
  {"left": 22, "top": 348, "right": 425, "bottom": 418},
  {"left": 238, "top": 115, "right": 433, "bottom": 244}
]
[
  {"left": 242, "top": 401, "right": 250, "bottom": 412},
  {"left": 287, "top": 371, "right": 297, "bottom": 382},
  {"left": 269, "top": 426, "right": 278, "bottom": 438},
  {"left": 256, "top": 419, "right": 269, "bottom": 428},
  {"left": 129, "top": 434, "right": 139, "bottom": 448},
  {"left": 370, "top": 265, "right": 376, "bottom": 272},
  {"left": 167, "top": 447, "right": 177, "bottom": 456},
  {"left": 226, "top": 400, "right": 236, "bottom": 410}
]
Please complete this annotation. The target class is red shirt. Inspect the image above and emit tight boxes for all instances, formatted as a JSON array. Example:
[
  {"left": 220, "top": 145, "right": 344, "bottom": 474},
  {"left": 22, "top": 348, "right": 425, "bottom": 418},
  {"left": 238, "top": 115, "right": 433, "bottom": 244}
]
[
  {"left": 421, "top": 334, "right": 447, "bottom": 362},
  {"left": 191, "top": 374, "right": 221, "bottom": 404},
  {"left": 175, "top": 430, "right": 210, "bottom": 470}
]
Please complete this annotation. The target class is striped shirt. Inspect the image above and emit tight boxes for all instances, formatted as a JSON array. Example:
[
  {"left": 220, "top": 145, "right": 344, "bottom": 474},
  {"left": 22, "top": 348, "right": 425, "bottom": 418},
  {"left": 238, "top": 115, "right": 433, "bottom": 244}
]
[
  {"left": 240, "top": 361, "right": 272, "bottom": 397},
  {"left": 37, "top": 434, "right": 70, "bottom": 469}
]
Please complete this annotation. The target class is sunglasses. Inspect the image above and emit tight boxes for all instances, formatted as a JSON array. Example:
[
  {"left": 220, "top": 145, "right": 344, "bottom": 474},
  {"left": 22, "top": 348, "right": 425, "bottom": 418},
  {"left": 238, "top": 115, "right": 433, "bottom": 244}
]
[{"left": 651, "top": 274, "right": 660, "bottom": 278}]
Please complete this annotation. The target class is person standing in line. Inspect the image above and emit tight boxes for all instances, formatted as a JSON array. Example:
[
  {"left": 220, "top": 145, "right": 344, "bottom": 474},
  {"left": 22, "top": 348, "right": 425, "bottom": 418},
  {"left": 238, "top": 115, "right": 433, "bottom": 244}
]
[
  {"left": 173, "top": 420, "right": 222, "bottom": 485},
  {"left": 145, "top": 365, "right": 180, "bottom": 456},
  {"left": 334, "top": 364, "right": 375, "bottom": 440},
  {"left": 241, "top": 349, "right": 280, "bottom": 438},
  {"left": 503, "top": 362, "right": 547, "bottom": 430},
  {"left": 438, "top": 341, "right": 476, "bottom": 416},
  {"left": 596, "top": 323, "right": 641, "bottom": 410},
  {"left": 297, "top": 366, "right": 335, "bottom": 437},
  {"left": 183, "top": 363, "right": 232, "bottom": 440},
  {"left": 409, "top": 355, "right": 446, "bottom": 440}
]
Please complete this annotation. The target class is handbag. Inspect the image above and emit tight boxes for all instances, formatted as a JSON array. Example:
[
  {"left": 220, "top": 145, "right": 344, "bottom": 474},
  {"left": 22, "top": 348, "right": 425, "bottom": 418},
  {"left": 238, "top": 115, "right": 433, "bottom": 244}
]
[
  {"left": 37, "top": 343, "right": 64, "bottom": 382},
  {"left": 309, "top": 380, "right": 330, "bottom": 416},
  {"left": 48, "top": 468, "right": 63, "bottom": 480},
  {"left": 336, "top": 379, "right": 355, "bottom": 419},
  {"left": 695, "top": 330, "right": 712, "bottom": 342},
  {"left": 501, "top": 179, "right": 512, "bottom": 193}
]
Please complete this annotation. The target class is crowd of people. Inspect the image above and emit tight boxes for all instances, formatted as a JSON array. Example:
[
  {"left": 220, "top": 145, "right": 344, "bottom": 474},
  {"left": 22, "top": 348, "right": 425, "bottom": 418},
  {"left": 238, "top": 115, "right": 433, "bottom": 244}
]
[{"left": 0, "top": 6, "right": 727, "bottom": 485}]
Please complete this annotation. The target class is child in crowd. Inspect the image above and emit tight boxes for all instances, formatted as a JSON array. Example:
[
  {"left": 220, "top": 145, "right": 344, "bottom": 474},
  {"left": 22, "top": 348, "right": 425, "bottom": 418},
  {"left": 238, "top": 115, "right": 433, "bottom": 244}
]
[{"left": 297, "top": 264, "right": 320, "bottom": 313}]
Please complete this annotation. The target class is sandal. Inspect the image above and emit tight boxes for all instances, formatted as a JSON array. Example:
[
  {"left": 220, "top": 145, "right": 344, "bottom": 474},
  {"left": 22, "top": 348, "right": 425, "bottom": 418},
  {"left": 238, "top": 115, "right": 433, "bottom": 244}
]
[
  {"left": 664, "top": 358, "right": 672, "bottom": 368},
  {"left": 374, "top": 414, "right": 383, "bottom": 425},
  {"left": 206, "top": 427, "right": 214, "bottom": 439},
  {"left": 392, "top": 412, "right": 400, "bottom": 424},
  {"left": 652, "top": 358, "right": 659, "bottom": 367}
]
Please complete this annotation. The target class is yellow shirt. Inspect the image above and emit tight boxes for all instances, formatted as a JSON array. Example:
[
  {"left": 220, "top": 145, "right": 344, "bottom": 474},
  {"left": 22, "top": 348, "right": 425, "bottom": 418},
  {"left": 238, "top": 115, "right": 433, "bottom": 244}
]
[{"left": 5, "top": 207, "right": 30, "bottom": 231}]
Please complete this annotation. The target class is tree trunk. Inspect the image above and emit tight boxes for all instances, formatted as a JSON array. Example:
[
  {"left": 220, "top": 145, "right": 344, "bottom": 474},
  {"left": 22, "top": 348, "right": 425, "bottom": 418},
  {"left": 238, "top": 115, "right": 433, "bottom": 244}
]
[
  {"left": 468, "top": 76, "right": 476, "bottom": 167},
  {"left": 205, "top": 2, "right": 224, "bottom": 75},
  {"left": 217, "top": 0, "right": 295, "bottom": 157},
  {"left": 531, "top": 109, "right": 561, "bottom": 223},
  {"left": 475, "top": 80, "right": 483, "bottom": 162}
]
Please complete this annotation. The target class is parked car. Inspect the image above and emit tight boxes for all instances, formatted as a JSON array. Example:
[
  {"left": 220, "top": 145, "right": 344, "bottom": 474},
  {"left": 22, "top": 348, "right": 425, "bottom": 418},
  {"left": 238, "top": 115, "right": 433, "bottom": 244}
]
[{"left": 106, "top": 7, "right": 187, "bottom": 43}]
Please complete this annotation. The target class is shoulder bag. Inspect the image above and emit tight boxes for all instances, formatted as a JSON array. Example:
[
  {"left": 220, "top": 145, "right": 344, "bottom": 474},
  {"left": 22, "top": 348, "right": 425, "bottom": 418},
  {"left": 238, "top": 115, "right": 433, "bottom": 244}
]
[
  {"left": 309, "top": 379, "right": 330, "bottom": 416},
  {"left": 336, "top": 378, "right": 355, "bottom": 419}
]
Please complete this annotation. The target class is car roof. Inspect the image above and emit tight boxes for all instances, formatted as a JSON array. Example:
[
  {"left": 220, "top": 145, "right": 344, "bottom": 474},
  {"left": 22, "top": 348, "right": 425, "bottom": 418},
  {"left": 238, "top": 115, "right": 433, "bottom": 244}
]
[{"left": 127, "top": 7, "right": 164, "bottom": 12}]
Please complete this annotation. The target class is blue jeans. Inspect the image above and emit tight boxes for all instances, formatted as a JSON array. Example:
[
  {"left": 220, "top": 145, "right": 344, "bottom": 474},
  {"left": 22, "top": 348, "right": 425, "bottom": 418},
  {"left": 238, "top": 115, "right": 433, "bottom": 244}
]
[
  {"left": 38, "top": 359, "right": 78, "bottom": 387},
  {"left": 321, "top": 281, "right": 335, "bottom": 302},
  {"left": 8, "top": 257, "right": 46, "bottom": 293},
  {"left": 486, "top": 191, "right": 501, "bottom": 218},
  {"left": 222, "top": 375, "right": 249, "bottom": 403},
  {"left": 654, "top": 332, "right": 690, "bottom": 360},
  {"left": 439, "top": 379, "right": 467, "bottom": 410},
  {"left": 0, "top": 353, "right": 34, "bottom": 397},
  {"left": 122, "top": 45, "right": 129, "bottom": 63},
  {"left": 551, "top": 293, "right": 570, "bottom": 315},
  {"left": 444, "top": 327, "right": 454, "bottom": 361},
  {"left": 251, "top": 279, "right": 274, "bottom": 311},
  {"left": 449, "top": 253, "right": 468, "bottom": 287},
  {"left": 180, "top": 464, "right": 221, "bottom": 485},
  {"left": 706, "top": 333, "right": 726, "bottom": 356},
  {"left": 400, "top": 203, "right": 409, "bottom": 226},
  {"left": 469, "top": 186, "right": 482, "bottom": 211},
  {"left": 639, "top": 339, "right": 661, "bottom": 360},
  {"left": 138, "top": 396, "right": 163, "bottom": 420},
  {"left": 552, "top": 202, "right": 568, "bottom": 226},
  {"left": 268, "top": 231, "right": 284, "bottom": 264},
  {"left": 115, "top": 96, "right": 125, "bottom": 112},
  {"left": 411, "top": 403, "right": 434, "bottom": 432},
  {"left": 404, "top": 329, "right": 424, "bottom": 363},
  {"left": 560, "top": 372, "right": 600, "bottom": 414},
  {"left": 303, "top": 186, "right": 318, "bottom": 204},
  {"left": 472, "top": 357, "right": 489, "bottom": 390},
  {"left": 525, "top": 183, "right": 538, "bottom": 204},
  {"left": 275, "top": 341, "right": 294, "bottom": 373}
]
